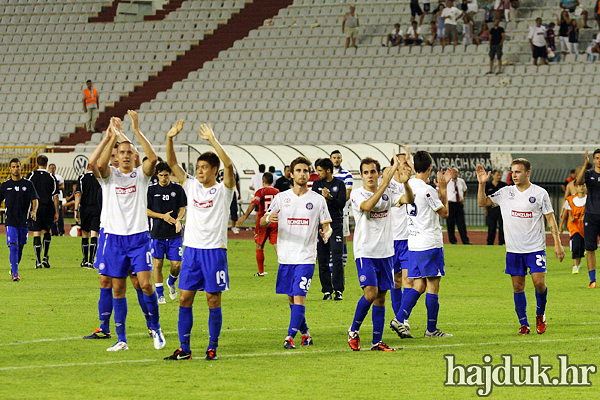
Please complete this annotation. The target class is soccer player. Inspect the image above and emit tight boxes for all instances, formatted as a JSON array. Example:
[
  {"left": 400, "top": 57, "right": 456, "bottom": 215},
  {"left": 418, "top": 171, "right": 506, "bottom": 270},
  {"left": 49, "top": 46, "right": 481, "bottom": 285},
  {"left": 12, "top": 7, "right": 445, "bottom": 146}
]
[
  {"left": 312, "top": 158, "right": 346, "bottom": 300},
  {"left": 261, "top": 156, "right": 332, "bottom": 350},
  {"left": 394, "top": 151, "right": 453, "bottom": 339},
  {"left": 147, "top": 162, "right": 187, "bottom": 304},
  {"left": 0, "top": 158, "right": 39, "bottom": 281},
  {"left": 238, "top": 172, "right": 279, "bottom": 277},
  {"left": 164, "top": 120, "right": 236, "bottom": 361},
  {"left": 477, "top": 159, "right": 565, "bottom": 335},
  {"left": 559, "top": 182, "right": 587, "bottom": 277},
  {"left": 74, "top": 165, "right": 101, "bottom": 269},
  {"left": 575, "top": 150, "right": 600, "bottom": 289},
  {"left": 347, "top": 155, "right": 412, "bottom": 351},
  {"left": 331, "top": 150, "right": 353, "bottom": 269},
  {"left": 94, "top": 111, "right": 165, "bottom": 352},
  {"left": 27, "top": 155, "right": 59, "bottom": 269}
]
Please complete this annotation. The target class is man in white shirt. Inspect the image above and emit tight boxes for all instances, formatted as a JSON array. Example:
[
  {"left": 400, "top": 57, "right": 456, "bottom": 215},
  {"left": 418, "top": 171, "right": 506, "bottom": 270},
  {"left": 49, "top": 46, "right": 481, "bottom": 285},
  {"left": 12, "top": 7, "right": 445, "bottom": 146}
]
[
  {"left": 446, "top": 167, "right": 471, "bottom": 245},
  {"left": 164, "top": 121, "right": 236, "bottom": 361},
  {"left": 405, "top": 21, "right": 424, "bottom": 45},
  {"left": 394, "top": 151, "right": 453, "bottom": 338},
  {"left": 477, "top": 159, "right": 564, "bottom": 335},
  {"left": 249, "top": 164, "right": 265, "bottom": 192},
  {"left": 347, "top": 155, "right": 413, "bottom": 351},
  {"left": 386, "top": 23, "right": 404, "bottom": 46},
  {"left": 95, "top": 111, "right": 164, "bottom": 352},
  {"left": 528, "top": 18, "right": 548, "bottom": 65},
  {"left": 261, "top": 157, "right": 332, "bottom": 350},
  {"left": 441, "top": 0, "right": 464, "bottom": 45}
]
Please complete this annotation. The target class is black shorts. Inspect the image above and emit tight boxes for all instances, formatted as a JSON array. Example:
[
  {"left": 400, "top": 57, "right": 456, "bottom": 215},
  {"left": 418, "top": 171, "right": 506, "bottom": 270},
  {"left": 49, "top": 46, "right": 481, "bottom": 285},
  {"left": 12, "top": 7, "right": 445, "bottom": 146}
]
[
  {"left": 410, "top": 3, "right": 423, "bottom": 17},
  {"left": 230, "top": 192, "right": 238, "bottom": 222},
  {"left": 489, "top": 44, "right": 503, "bottom": 60},
  {"left": 423, "top": 3, "right": 431, "bottom": 12},
  {"left": 584, "top": 213, "right": 600, "bottom": 251},
  {"left": 31, "top": 204, "right": 54, "bottom": 232},
  {"left": 571, "top": 233, "right": 585, "bottom": 259},
  {"left": 80, "top": 205, "right": 101, "bottom": 233},
  {"left": 532, "top": 45, "right": 547, "bottom": 59}
]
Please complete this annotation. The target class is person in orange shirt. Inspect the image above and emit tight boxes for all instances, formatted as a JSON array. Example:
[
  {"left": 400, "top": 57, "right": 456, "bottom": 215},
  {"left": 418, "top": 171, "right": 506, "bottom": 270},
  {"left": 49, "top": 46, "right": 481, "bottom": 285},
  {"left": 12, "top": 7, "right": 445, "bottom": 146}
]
[
  {"left": 559, "top": 182, "right": 592, "bottom": 285},
  {"left": 82, "top": 80, "right": 99, "bottom": 133}
]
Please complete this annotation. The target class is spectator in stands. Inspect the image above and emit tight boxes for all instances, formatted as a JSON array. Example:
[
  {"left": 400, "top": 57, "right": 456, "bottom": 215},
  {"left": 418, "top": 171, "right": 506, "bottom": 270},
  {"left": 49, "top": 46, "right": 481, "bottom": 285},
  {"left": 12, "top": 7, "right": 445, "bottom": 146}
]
[
  {"left": 562, "top": 169, "right": 577, "bottom": 193},
  {"left": 560, "top": 0, "right": 592, "bottom": 29},
  {"left": 385, "top": 23, "right": 404, "bottom": 46},
  {"left": 595, "top": 0, "right": 600, "bottom": 29},
  {"left": 568, "top": 18, "right": 581, "bottom": 54},
  {"left": 487, "top": 19, "right": 505, "bottom": 74},
  {"left": 466, "top": 0, "right": 478, "bottom": 21},
  {"left": 441, "top": 0, "right": 464, "bottom": 46},
  {"left": 410, "top": 0, "right": 425, "bottom": 25},
  {"left": 483, "top": 0, "right": 495, "bottom": 23},
  {"left": 82, "top": 80, "right": 99, "bottom": 133},
  {"left": 494, "top": 0, "right": 511, "bottom": 22},
  {"left": 475, "top": 22, "right": 490, "bottom": 45},
  {"left": 585, "top": 31, "right": 600, "bottom": 59},
  {"left": 547, "top": 22, "right": 557, "bottom": 55},
  {"left": 557, "top": 11, "right": 571, "bottom": 56},
  {"left": 342, "top": 5, "right": 359, "bottom": 49},
  {"left": 528, "top": 18, "right": 548, "bottom": 66},
  {"left": 434, "top": 2, "right": 447, "bottom": 46},
  {"left": 405, "top": 21, "right": 425, "bottom": 45},
  {"left": 462, "top": 15, "right": 474, "bottom": 45},
  {"left": 425, "top": 21, "right": 439, "bottom": 45},
  {"left": 423, "top": 0, "right": 433, "bottom": 23},
  {"left": 249, "top": 164, "right": 265, "bottom": 192}
]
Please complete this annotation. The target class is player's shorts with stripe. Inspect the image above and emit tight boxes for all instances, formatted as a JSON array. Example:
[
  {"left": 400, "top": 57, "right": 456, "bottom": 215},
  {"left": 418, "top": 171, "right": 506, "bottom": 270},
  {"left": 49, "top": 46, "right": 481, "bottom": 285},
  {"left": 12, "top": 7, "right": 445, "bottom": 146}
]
[
  {"left": 505, "top": 250, "right": 546, "bottom": 276},
  {"left": 356, "top": 257, "right": 394, "bottom": 290},
  {"left": 6, "top": 226, "right": 28, "bottom": 246},
  {"left": 80, "top": 205, "right": 101, "bottom": 232},
  {"left": 583, "top": 213, "right": 600, "bottom": 251},
  {"left": 570, "top": 233, "right": 585, "bottom": 259},
  {"left": 151, "top": 237, "right": 183, "bottom": 261},
  {"left": 98, "top": 231, "right": 152, "bottom": 278},
  {"left": 179, "top": 247, "right": 229, "bottom": 293},
  {"left": 255, "top": 225, "right": 277, "bottom": 246},
  {"left": 276, "top": 264, "right": 315, "bottom": 297},
  {"left": 406, "top": 248, "right": 445, "bottom": 279},
  {"left": 392, "top": 239, "right": 409, "bottom": 273},
  {"left": 31, "top": 204, "right": 53, "bottom": 232}
]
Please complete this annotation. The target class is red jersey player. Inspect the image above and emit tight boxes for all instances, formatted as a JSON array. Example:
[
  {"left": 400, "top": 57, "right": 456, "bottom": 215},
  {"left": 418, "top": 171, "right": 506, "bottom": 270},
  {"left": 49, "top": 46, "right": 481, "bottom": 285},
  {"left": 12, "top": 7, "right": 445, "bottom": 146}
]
[{"left": 238, "top": 172, "right": 280, "bottom": 276}]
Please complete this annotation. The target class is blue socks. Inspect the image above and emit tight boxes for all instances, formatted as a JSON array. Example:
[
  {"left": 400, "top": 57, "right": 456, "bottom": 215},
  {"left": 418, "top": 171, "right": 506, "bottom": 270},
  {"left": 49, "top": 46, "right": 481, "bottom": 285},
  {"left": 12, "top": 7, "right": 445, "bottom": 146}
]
[
  {"left": 113, "top": 297, "right": 127, "bottom": 343},
  {"left": 372, "top": 305, "right": 385, "bottom": 344},
  {"left": 99, "top": 288, "right": 112, "bottom": 333},
  {"left": 425, "top": 293, "right": 439, "bottom": 332},
  {"left": 288, "top": 304, "right": 305, "bottom": 338},
  {"left": 399, "top": 288, "right": 421, "bottom": 321},
  {"left": 208, "top": 307, "right": 222, "bottom": 349},
  {"left": 9, "top": 245, "right": 18, "bottom": 275},
  {"left": 135, "top": 288, "right": 151, "bottom": 329},
  {"left": 155, "top": 283, "right": 164, "bottom": 299},
  {"left": 535, "top": 288, "right": 547, "bottom": 316},
  {"left": 514, "top": 291, "right": 528, "bottom": 326},
  {"left": 17, "top": 245, "right": 23, "bottom": 263},
  {"left": 289, "top": 303, "right": 309, "bottom": 334},
  {"left": 590, "top": 269, "right": 596, "bottom": 283},
  {"left": 179, "top": 306, "right": 193, "bottom": 353},
  {"left": 167, "top": 274, "right": 177, "bottom": 287},
  {"left": 144, "top": 291, "right": 160, "bottom": 331},
  {"left": 350, "top": 296, "right": 372, "bottom": 332},
  {"left": 391, "top": 287, "right": 403, "bottom": 318}
]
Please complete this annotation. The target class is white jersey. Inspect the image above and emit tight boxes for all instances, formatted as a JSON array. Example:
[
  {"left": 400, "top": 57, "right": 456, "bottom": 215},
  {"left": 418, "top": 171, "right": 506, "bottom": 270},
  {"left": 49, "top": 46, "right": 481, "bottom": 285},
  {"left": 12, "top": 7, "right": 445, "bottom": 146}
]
[
  {"left": 406, "top": 178, "right": 444, "bottom": 251},
  {"left": 267, "top": 189, "right": 331, "bottom": 265},
  {"left": 489, "top": 183, "right": 553, "bottom": 254},
  {"left": 98, "top": 165, "right": 150, "bottom": 235},
  {"left": 389, "top": 178, "right": 409, "bottom": 241},
  {"left": 183, "top": 176, "right": 234, "bottom": 249},
  {"left": 350, "top": 187, "right": 402, "bottom": 259},
  {"left": 334, "top": 166, "right": 353, "bottom": 214}
]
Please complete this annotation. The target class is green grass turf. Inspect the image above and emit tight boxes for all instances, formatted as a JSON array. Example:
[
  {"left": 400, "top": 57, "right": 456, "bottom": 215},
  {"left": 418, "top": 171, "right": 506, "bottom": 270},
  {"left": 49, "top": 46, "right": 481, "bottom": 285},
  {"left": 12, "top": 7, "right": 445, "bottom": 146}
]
[{"left": 0, "top": 237, "right": 599, "bottom": 399}]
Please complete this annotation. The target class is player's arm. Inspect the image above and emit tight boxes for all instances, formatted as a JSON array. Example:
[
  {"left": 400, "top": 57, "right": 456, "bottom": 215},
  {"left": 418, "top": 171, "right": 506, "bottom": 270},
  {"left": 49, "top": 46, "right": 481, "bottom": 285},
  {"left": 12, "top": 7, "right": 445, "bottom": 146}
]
[
  {"left": 238, "top": 203, "right": 256, "bottom": 225},
  {"left": 30, "top": 199, "right": 38, "bottom": 221},
  {"left": 396, "top": 166, "right": 414, "bottom": 205},
  {"left": 147, "top": 208, "right": 177, "bottom": 225},
  {"left": 575, "top": 151, "right": 588, "bottom": 185},
  {"left": 476, "top": 165, "right": 493, "bottom": 207},
  {"left": 52, "top": 177, "right": 59, "bottom": 222},
  {"left": 175, "top": 206, "right": 186, "bottom": 233},
  {"left": 545, "top": 212, "right": 565, "bottom": 262},
  {"left": 360, "top": 154, "right": 400, "bottom": 211},
  {"left": 127, "top": 110, "right": 157, "bottom": 177},
  {"left": 200, "top": 123, "right": 235, "bottom": 190},
  {"left": 320, "top": 221, "right": 332, "bottom": 244},
  {"left": 96, "top": 123, "right": 118, "bottom": 179},
  {"left": 165, "top": 120, "right": 187, "bottom": 184},
  {"left": 558, "top": 205, "right": 568, "bottom": 234},
  {"left": 434, "top": 168, "right": 451, "bottom": 219}
]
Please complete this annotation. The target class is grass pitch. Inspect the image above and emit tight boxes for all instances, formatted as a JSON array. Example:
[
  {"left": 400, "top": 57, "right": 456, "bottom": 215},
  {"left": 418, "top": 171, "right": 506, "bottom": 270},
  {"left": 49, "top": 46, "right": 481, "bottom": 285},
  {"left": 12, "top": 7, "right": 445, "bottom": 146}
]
[{"left": 0, "top": 237, "right": 599, "bottom": 399}]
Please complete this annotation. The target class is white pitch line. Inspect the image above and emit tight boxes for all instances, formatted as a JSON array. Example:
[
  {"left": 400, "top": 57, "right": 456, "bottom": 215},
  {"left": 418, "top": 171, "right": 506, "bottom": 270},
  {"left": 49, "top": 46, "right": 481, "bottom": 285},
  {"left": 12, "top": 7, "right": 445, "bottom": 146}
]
[{"left": 1, "top": 336, "right": 598, "bottom": 371}]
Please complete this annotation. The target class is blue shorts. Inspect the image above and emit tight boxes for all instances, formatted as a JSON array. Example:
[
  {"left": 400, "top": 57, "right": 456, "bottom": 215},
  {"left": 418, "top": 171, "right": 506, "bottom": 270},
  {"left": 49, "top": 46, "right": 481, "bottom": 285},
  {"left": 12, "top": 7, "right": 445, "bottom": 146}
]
[
  {"left": 98, "top": 231, "right": 152, "bottom": 278},
  {"left": 406, "top": 248, "right": 445, "bottom": 279},
  {"left": 94, "top": 228, "right": 105, "bottom": 270},
  {"left": 179, "top": 247, "right": 229, "bottom": 293},
  {"left": 356, "top": 257, "right": 394, "bottom": 291},
  {"left": 151, "top": 237, "right": 183, "bottom": 261},
  {"left": 393, "top": 240, "right": 409, "bottom": 273},
  {"left": 276, "top": 264, "right": 315, "bottom": 297},
  {"left": 505, "top": 251, "right": 547, "bottom": 276},
  {"left": 6, "top": 226, "right": 28, "bottom": 246}
]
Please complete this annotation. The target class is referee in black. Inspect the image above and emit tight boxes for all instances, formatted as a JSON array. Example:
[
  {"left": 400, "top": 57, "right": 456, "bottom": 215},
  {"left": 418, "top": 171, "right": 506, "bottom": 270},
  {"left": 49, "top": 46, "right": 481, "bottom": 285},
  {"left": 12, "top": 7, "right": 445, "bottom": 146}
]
[
  {"left": 312, "top": 158, "right": 347, "bottom": 301},
  {"left": 27, "top": 155, "right": 59, "bottom": 269},
  {"left": 74, "top": 165, "right": 101, "bottom": 269}
]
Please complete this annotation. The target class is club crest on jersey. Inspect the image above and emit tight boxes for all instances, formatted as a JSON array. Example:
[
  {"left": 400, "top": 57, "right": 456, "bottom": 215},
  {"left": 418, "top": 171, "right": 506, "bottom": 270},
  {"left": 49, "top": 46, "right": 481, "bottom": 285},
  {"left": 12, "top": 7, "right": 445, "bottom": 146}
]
[
  {"left": 116, "top": 186, "right": 136, "bottom": 194},
  {"left": 171, "top": 192, "right": 176, "bottom": 197},
  {"left": 209, "top": 188, "right": 217, "bottom": 195},
  {"left": 359, "top": 275, "right": 366, "bottom": 283},
  {"left": 284, "top": 198, "right": 291, "bottom": 203},
  {"left": 306, "top": 202, "right": 313, "bottom": 210},
  {"left": 193, "top": 199, "right": 213, "bottom": 209},
  {"left": 529, "top": 196, "right": 536, "bottom": 203},
  {"left": 288, "top": 218, "right": 309, "bottom": 225},
  {"left": 511, "top": 210, "right": 532, "bottom": 218},
  {"left": 22, "top": 187, "right": 27, "bottom": 191},
  {"left": 130, "top": 171, "right": 137, "bottom": 178},
  {"left": 332, "top": 186, "right": 338, "bottom": 192},
  {"left": 382, "top": 194, "right": 389, "bottom": 201}
]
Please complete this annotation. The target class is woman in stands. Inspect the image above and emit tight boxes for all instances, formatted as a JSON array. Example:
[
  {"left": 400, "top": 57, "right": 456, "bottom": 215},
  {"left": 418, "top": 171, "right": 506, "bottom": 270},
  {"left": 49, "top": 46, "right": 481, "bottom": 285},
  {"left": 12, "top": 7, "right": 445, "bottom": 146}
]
[{"left": 557, "top": 11, "right": 572, "bottom": 56}]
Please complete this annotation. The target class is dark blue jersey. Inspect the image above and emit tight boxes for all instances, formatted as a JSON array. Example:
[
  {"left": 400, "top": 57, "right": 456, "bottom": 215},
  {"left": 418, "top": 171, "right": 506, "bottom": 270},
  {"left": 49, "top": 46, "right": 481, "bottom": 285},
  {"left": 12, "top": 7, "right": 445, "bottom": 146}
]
[
  {"left": 311, "top": 177, "right": 346, "bottom": 224},
  {"left": 585, "top": 169, "right": 600, "bottom": 215},
  {"left": 0, "top": 178, "right": 39, "bottom": 227},
  {"left": 147, "top": 181, "right": 187, "bottom": 239}
]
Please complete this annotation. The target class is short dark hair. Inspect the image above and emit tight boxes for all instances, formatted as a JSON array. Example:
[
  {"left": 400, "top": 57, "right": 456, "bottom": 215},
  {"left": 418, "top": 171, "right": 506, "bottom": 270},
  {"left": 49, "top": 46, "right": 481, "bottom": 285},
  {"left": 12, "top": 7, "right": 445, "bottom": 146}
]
[
  {"left": 570, "top": 169, "right": 576, "bottom": 174},
  {"left": 284, "top": 165, "right": 290, "bottom": 169},
  {"left": 290, "top": 156, "right": 311, "bottom": 171},
  {"left": 360, "top": 157, "right": 381, "bottom": 173},
  {"left": 86, "top": 79, "right": 91, "bottom": 83},
  {"left": 413, "top": 151, "right": 433, "bottom": 173},
  {"left": 262, "top": 172, "right": 274, "bottom": 185},
  {"left": 155, "top": 162, "right": 171, "bottom": 175},
  {"left": 197, "top": 152, "right": 220, "bottom": 171},
  {"left": 9, "top": 158, "right": 20, "bottom": 165},
  {"left": 258, "top": 164, "right": 266, "bottom": 173},
  {"left": 330, "top": 150, "right": 341, "bottom": 157},
  {"left": 492, "top": 169, "right": 502, "bottom": 175},
  {"left": 511, "top": 158, "right": 531, "bottom": 171},
  {"left": 268, "top": 165, "right": 276, "bottom": 173},
  {"left": 593, "top": 149, "right": 600, "bottom": 158},
  {"left": 316, "top": 158, "right": 334, "bottom": 173},
  {"left": 37, "top": 154, "right": 48, "bottom": 167},
  {"left": 49, "top": 163, "right": 56, "bottom": 168}
]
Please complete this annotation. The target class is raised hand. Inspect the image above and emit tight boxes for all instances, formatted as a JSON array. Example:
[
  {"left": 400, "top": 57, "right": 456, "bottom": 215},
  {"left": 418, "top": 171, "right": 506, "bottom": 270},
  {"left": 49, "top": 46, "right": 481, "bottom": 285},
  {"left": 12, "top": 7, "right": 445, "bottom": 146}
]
[
  {"left": 167, "top": 120, "right": 184, "bottom": 138},
  {"left": 397, "top": 166, "right": 412, "bottom": 183},
  {"left": 198, "top": 123, "right": 216, "bottom": 142},
  {"left": 127, "top": 110, "right": 139, "bottom": 132},
  {"left": 112, "top": 116, "right": 123, "bottom": 133},
  {"left": 402, "top": 145, "right": 415, "bottom": 171},
  {"left": 584, "top": 150, "right": 589, "bottom": 164},
  {"left": 476, "top": 165, "right": 491, "bottom": 184},
  {"left": 443, "top": 167, "right": 453, "bottom": 183},
  {"left": 382, "top": 152, "right": 400, "bottom": 185}
]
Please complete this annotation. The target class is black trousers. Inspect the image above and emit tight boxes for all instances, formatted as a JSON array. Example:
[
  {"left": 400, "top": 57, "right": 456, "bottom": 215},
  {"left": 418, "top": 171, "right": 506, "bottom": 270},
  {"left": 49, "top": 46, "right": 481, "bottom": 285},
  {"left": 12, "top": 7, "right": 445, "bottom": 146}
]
[
  {"left": 486, "top": 206, "right": 504, "bottom": 245},
  {"left": 51, "top": 203, "right": 64, "bottom": 236},
  {"left": 447, "top": 201, "right": 470, "bottom": 244},
  {"left": 317, "top": 222, "right": 344, "bottom": 293}
]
